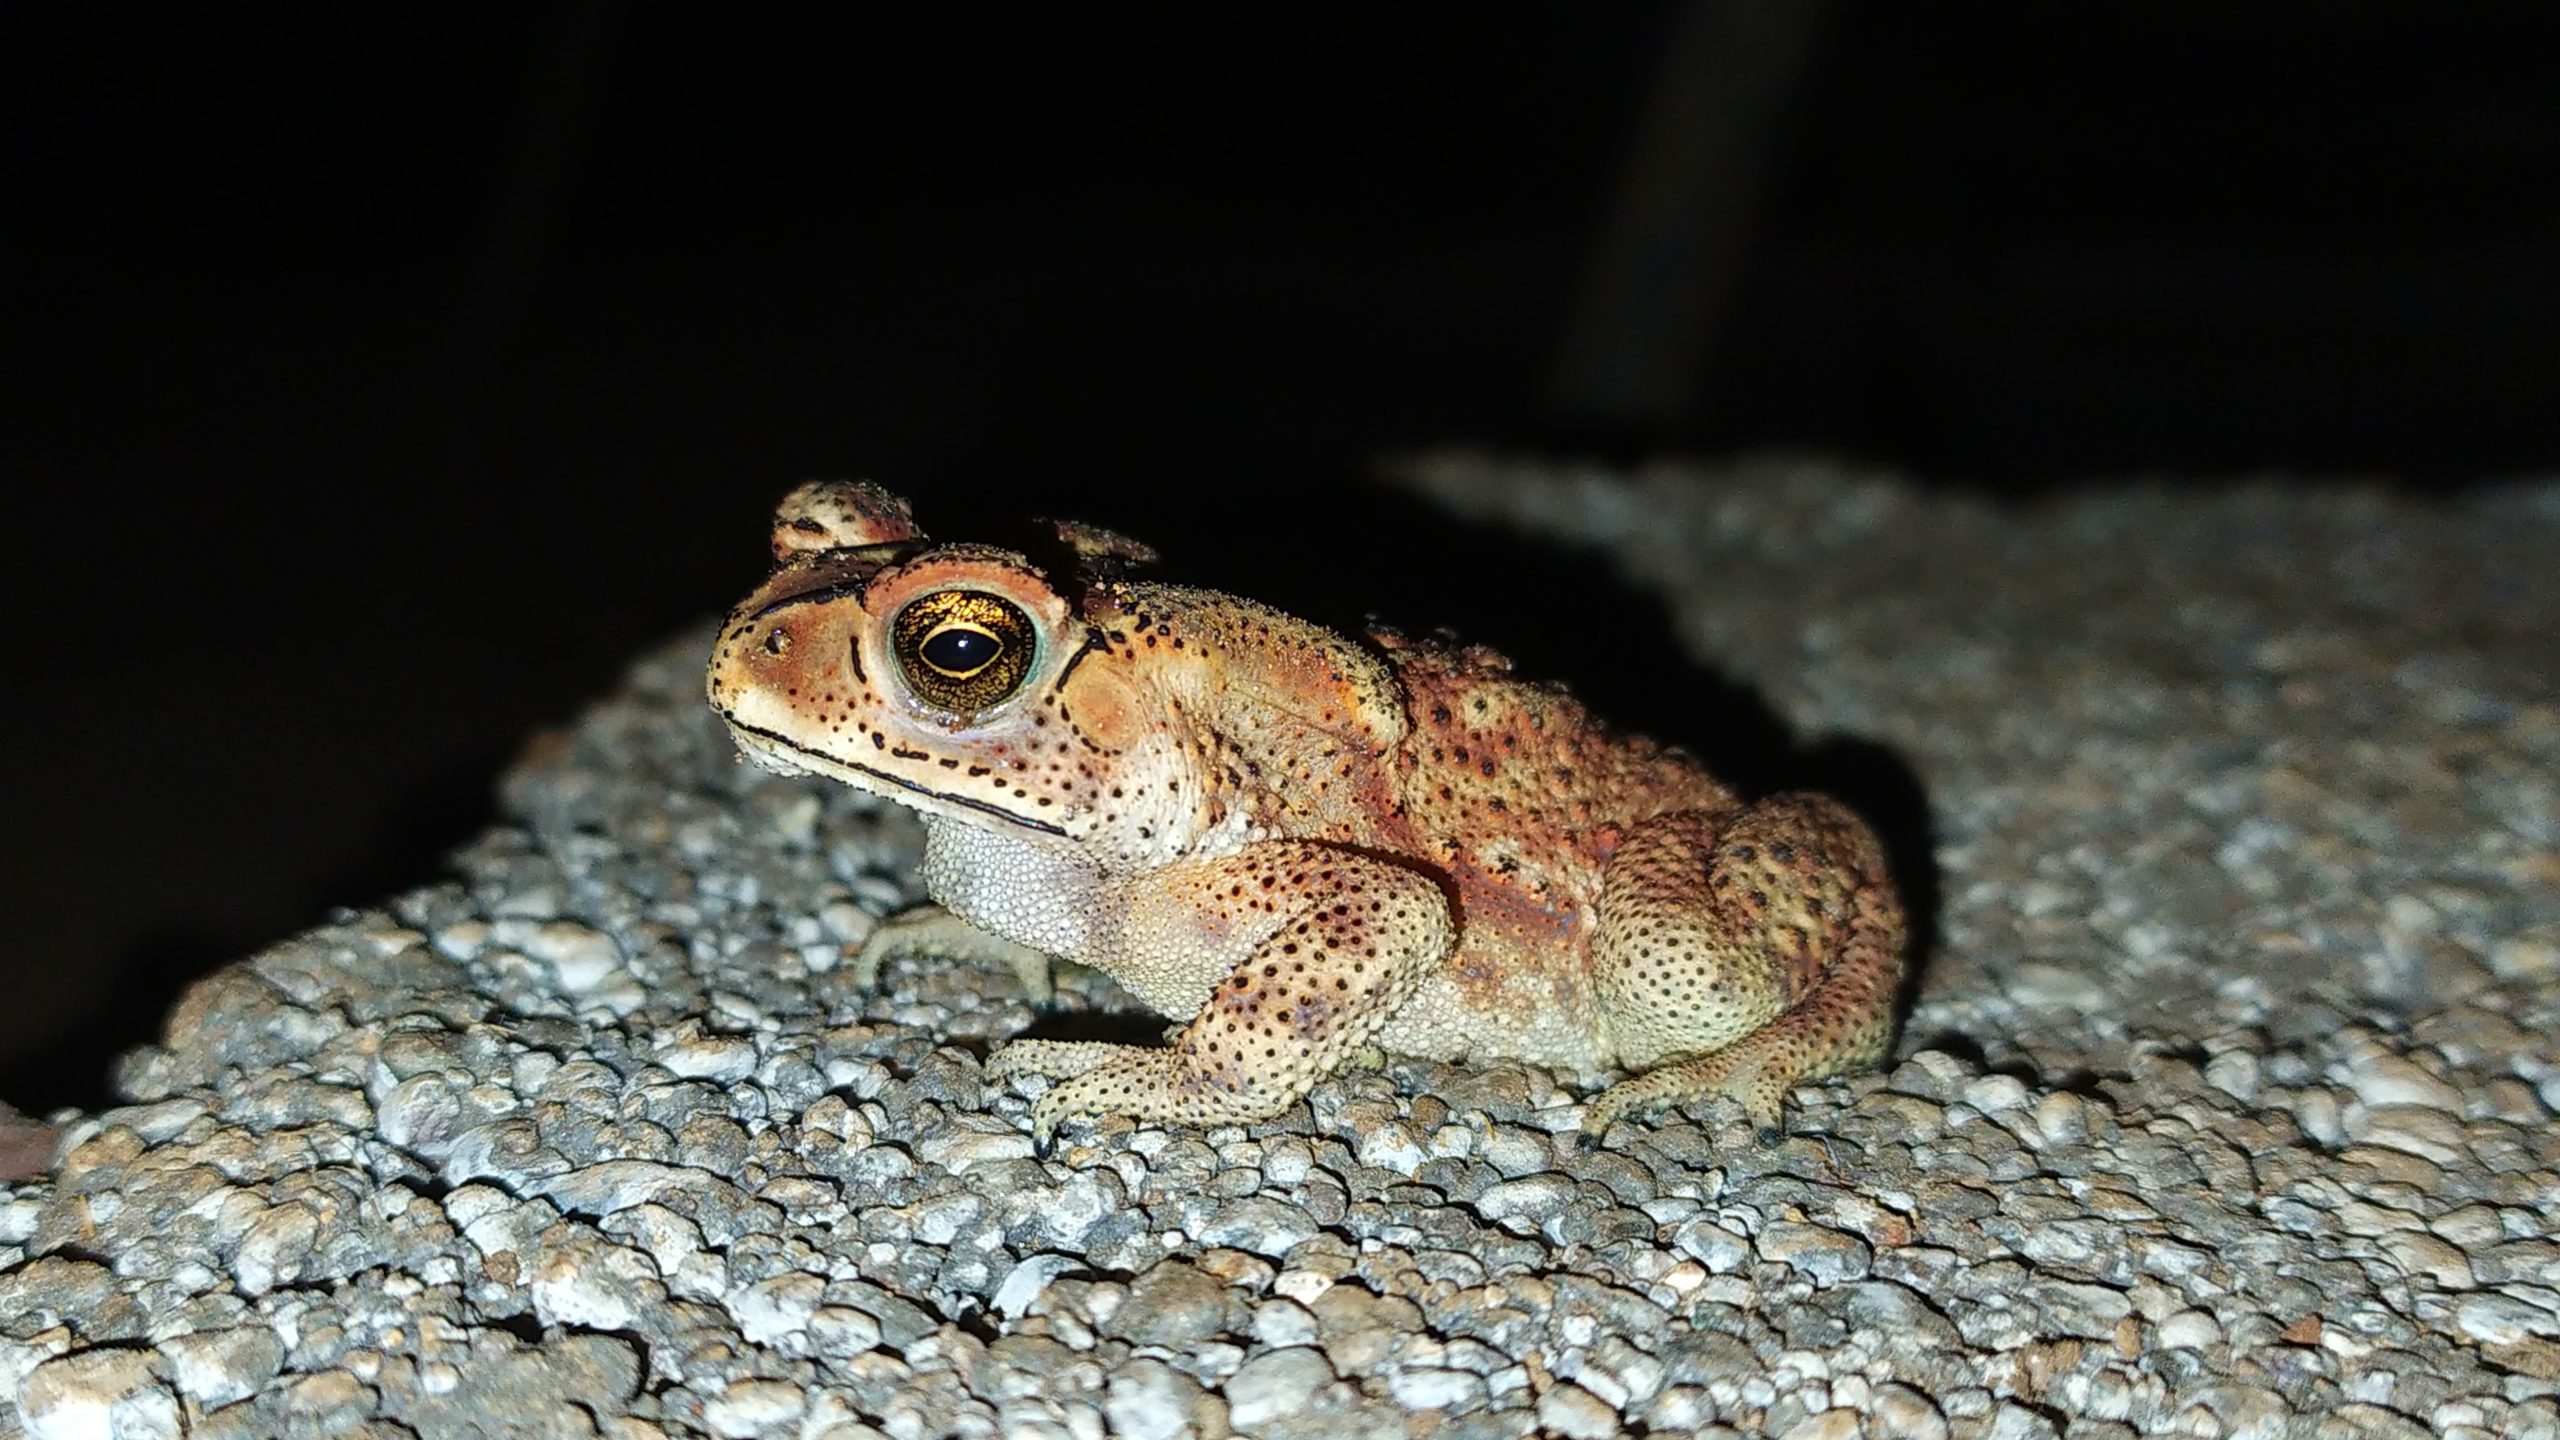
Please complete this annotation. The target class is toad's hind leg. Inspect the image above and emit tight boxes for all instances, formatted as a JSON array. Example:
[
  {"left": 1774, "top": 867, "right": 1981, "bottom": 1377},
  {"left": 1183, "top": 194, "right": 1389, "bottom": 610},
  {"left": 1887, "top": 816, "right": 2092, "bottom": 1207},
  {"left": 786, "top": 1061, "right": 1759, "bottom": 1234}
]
[
  {"left": 1587, "top": 795, "right": 1904, "bottom": 1135},
  {"left": 987, "top": 844, "right": 1454, "bottom": 1140}
]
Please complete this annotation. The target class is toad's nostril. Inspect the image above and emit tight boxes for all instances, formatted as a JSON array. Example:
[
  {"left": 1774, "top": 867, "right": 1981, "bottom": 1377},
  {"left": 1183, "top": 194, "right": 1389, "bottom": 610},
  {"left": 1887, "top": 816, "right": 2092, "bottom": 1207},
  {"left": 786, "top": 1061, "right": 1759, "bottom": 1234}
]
[{"left": 763, "top": 627, "right": 792, "bottom": 657}]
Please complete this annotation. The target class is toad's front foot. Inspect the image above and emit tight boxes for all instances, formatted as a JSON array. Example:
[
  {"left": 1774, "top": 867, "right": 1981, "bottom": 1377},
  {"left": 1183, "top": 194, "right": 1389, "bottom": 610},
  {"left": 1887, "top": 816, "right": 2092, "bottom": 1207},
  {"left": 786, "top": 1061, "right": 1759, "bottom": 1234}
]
[
  {"left": 855, "top": 905, "right": 1056, "bottom": 1000},
  {"left": 987, "top": 1038, "right": 1291, "bottom": 1141}
]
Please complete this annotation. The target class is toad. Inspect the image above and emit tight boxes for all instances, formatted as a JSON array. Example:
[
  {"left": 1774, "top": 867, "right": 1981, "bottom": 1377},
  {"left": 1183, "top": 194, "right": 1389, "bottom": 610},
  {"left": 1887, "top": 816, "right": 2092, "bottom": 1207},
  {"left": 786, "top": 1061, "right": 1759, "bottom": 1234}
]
[{"left": 707, "top": 481, "right": 1904, "bottom": 1140}]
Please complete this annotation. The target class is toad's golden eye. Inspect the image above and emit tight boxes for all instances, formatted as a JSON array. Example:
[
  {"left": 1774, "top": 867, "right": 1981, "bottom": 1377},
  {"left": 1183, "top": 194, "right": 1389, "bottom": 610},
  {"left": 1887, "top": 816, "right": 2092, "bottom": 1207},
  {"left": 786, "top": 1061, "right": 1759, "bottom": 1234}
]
[{"left": 891, "top": 590, "right": 1036, "bottom": 714}]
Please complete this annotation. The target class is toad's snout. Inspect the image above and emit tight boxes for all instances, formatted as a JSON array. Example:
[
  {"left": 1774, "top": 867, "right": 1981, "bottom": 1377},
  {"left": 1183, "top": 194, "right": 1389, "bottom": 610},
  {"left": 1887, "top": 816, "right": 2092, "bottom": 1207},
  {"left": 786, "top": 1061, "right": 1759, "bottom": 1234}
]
[{"left": 706, "top": 604, "right": 834, "bottom": 721}]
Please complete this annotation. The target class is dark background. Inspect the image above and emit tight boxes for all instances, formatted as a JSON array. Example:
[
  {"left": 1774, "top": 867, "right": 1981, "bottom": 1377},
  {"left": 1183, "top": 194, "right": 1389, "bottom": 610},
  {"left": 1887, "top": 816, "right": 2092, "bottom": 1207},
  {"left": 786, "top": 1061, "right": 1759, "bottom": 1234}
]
[{"left": 8, "top": 7, "right": 2557, "bottom": 1112}]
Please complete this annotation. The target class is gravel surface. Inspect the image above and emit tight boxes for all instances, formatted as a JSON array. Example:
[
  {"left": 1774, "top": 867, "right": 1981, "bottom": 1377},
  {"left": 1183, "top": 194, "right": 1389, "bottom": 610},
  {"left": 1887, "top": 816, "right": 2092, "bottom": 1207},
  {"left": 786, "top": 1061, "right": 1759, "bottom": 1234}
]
[{"left": 5, "top": 456, "right": 2557, "bottom": 1439}]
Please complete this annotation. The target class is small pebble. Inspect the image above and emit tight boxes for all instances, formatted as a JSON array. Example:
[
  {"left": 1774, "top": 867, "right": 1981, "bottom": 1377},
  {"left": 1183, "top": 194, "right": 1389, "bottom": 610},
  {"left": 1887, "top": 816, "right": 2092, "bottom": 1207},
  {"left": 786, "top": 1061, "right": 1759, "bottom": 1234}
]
[
  {"left": 1222, "top": 1347, "right": 1334, "bottom": 1430},
  {"left": 1535, "top": 1382, "right": 1620, "bottom": 1440}
]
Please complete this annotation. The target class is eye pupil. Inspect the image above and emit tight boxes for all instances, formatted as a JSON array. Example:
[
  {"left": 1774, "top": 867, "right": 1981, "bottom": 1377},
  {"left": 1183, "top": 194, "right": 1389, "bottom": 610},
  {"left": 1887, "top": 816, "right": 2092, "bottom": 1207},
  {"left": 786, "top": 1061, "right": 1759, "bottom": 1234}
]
[
  {"left": 891, "top": 590, "right": 1038, "bottom": 716},
  {"left": 922, "top": 626, "right": 998, "bottom": 676}
]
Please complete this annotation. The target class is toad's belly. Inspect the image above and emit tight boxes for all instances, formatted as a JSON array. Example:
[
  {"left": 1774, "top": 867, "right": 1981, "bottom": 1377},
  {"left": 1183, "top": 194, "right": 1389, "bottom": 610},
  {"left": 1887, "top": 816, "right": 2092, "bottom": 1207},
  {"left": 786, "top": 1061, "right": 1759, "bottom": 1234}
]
[{"left": 1371, "top": 931, "right": 1615, "bottom": 1075}]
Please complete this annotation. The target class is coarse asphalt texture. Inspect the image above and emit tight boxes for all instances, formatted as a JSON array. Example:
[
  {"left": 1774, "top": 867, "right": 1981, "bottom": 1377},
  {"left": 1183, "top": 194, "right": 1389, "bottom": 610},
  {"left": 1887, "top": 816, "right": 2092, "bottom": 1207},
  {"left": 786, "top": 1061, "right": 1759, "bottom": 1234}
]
[{"left": 3, "top": 455, "right": 2555, "bottom": 1439}]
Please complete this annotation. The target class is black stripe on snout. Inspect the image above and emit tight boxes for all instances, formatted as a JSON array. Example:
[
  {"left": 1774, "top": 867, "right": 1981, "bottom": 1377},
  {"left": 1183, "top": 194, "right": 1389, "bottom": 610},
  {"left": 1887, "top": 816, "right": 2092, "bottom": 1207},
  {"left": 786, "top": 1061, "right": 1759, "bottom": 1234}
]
[{"left": 724, "top": 717, "right": 1069, "bottom": 837}]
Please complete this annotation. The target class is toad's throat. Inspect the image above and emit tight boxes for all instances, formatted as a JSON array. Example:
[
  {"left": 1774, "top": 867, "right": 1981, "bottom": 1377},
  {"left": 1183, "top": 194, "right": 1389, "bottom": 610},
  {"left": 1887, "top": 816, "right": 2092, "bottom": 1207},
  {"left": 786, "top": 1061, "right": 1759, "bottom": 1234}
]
[{"left": 722, "top": 717, "right": 1070, "bottom": 837}]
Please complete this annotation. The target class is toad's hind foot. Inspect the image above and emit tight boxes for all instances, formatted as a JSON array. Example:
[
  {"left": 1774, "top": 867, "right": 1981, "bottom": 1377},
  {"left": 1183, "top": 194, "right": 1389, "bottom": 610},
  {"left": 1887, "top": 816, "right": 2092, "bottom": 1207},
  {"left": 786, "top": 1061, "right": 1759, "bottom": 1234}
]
[{"left": 1584, "top": 1040, "right": 1791, "bottom": 1138}]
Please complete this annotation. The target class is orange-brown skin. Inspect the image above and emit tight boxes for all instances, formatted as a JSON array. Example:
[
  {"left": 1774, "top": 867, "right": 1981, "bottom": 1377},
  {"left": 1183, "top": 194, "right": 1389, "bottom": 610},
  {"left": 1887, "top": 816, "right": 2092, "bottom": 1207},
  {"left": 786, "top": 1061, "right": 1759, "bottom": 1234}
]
[{"left": 707, "top": 481, "right": 1905, "bottom": 1139}]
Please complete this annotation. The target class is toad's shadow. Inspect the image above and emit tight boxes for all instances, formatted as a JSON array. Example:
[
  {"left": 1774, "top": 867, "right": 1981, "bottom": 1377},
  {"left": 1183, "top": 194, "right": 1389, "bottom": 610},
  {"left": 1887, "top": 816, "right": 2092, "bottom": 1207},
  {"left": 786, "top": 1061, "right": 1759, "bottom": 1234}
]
[{"left": 1011, "top": 479, "right": 1939, "bottom": 1046}]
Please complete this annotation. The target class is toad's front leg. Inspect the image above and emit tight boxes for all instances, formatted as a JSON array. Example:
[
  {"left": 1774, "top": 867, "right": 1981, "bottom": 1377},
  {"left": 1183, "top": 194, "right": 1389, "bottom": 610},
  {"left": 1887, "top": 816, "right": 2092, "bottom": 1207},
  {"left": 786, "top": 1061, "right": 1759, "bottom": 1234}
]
[
  {"left": 854, "top": 905, "right": 1058, "bottom": 1000},
  {"left": 986, "top": 842, "right": 1453, "bottom": 1139}
]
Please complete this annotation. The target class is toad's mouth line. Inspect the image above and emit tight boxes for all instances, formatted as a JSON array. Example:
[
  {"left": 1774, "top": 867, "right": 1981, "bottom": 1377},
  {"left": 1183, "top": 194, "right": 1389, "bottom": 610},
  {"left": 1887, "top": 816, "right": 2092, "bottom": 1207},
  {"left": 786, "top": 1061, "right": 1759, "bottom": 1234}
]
[{"left": 722, "top": 716, "right": 1070, "bottom": 837}]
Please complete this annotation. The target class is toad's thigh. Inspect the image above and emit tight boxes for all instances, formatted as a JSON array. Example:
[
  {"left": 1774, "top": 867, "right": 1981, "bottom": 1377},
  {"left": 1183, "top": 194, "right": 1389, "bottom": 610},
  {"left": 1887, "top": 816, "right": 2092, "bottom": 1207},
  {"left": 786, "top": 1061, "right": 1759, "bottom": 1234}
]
[{"left": 1594, "top": 797, "right": 1888, "bottom": 1069}]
